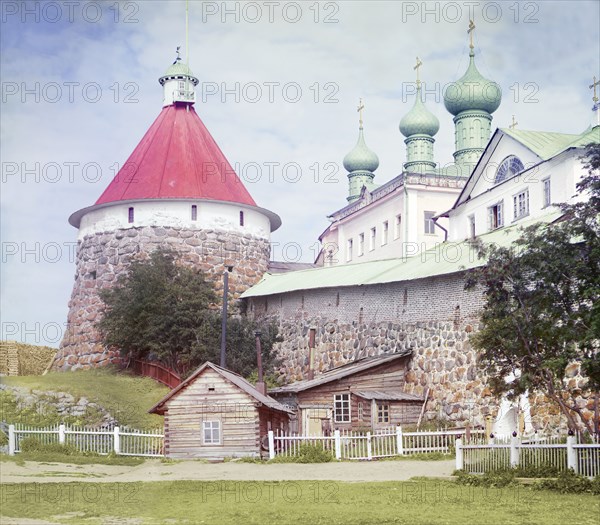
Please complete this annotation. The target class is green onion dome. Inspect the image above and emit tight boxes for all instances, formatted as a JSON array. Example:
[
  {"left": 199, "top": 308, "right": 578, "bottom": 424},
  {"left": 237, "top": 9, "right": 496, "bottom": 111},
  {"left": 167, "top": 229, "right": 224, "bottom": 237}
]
[
  {"left": 399, "top": 86, "right": 440, "bottom": 137},
  {"left": 343, "top": 128, "right": 380, "bottom": 173},
  {"left": 444, "top": 51, "right": 501, "bottom": 116}
]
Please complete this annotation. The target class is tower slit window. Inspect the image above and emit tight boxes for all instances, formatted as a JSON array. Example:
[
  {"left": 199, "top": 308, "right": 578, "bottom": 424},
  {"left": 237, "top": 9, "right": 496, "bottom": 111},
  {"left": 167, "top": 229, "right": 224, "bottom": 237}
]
[
  {"left": 191, "top": 205, "right": 197, "bottom": 221},
  {"left": 239, "top": 211, "right": 244, "bottom": 226},
  {"left": 128, "top": 207, "right": 134, "bottom": 223}
]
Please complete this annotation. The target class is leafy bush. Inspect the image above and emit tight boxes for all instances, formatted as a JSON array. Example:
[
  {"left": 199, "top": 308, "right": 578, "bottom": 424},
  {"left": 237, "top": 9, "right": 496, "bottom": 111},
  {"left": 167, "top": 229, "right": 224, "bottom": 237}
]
[
  {"left": 535, "top": 470, "right": 600, "bottom": 495},
  {"left": 269, "top": 444, "right": 334, "bottom": 463},
  {"left": 19, "top": 437, "right": 80, "bottom": 456}
]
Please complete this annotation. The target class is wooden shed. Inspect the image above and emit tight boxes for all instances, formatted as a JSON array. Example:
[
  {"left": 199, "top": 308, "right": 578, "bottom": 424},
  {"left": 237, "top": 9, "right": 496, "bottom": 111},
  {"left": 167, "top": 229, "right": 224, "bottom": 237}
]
[
  {"left": 149, "top": 362, "right": 293, "bottom": 459},
  {"left": 269, "top": 352, "right": 424, "bottom": 435}
]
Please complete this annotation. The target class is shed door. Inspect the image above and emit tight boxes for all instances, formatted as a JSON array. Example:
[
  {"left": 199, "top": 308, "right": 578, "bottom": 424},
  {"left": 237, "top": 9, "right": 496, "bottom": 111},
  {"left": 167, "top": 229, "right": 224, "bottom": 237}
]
[{"left": 302, "top": 408, "right": 332, "bottom": 436}]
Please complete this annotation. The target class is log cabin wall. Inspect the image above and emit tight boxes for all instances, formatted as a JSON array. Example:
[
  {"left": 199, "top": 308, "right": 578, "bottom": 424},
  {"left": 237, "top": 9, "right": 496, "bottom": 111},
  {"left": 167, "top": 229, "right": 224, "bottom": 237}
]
[{"left": 163, "top": 368, "right": 261, "bottom": 459}]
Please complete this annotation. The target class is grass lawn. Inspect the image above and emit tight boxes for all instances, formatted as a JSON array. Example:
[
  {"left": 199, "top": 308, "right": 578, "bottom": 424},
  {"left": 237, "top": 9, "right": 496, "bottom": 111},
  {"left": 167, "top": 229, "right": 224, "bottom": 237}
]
[
  {"left": 2, "top": 369, "right": 168, "bottom": 429},
  {"left": 1, "top": 480, "right": 598, "bottom": 525}
]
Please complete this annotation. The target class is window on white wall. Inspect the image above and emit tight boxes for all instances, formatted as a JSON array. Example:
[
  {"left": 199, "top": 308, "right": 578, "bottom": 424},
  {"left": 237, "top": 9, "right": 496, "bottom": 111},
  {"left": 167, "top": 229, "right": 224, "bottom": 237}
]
[
  {"left": 487, "top": 202, "right": 504, "bottom": 230},
  {"left": 202, "top": 420, "right": 221, "bottom": 445},
  {"left": 424, "top": 211, "right": 436, "bottom": 234},
  {"left": 128, "top": 207, "right": 134, "bottom": 223},
  {"left": 334, "top": 394, "right": 350, "bottom": 423},
  {"left": 369, "top": 227, "right": 376, "bottom": 251},
  {"left": 513, "top": 189, "right": 530, "bottom": 220},
  {"left": 191, "top": 205, "right": 197, "bottom": 221},
  {"left": 542, "top": 178, "right": 551, "bottom": 208},
  {"left": 382, "top": 221, "right": 389, "bottom": 245},
  {"left": 395, "top": 215, "right": 402, "bottom": 239},
  {"left": 358, "top": 233, "right": 364, "bottom": 256},
  {"left": 347, "top": 239, "right": 353, "bottom": 262},
  {"left": 468, "top": 215, "right": 476, "bottom": 239}
]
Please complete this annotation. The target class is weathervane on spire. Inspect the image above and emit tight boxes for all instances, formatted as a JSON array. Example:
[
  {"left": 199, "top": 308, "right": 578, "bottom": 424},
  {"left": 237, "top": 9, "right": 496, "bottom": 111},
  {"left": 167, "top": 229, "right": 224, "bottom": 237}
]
[
  {"left": 509, "top": 115, "right": 518, "bottom": 129},
  {"left": 357, "top": 98, "right": 365, "bottom": 128},
  {"left": 174, "top": 46, "right": 182, "bottom": 64},
  {"left": 468, "top": 19, "right": 476, "bottom": 50},
  {"left": 414, "top": 57, "right": 423, "bottom": 88}
]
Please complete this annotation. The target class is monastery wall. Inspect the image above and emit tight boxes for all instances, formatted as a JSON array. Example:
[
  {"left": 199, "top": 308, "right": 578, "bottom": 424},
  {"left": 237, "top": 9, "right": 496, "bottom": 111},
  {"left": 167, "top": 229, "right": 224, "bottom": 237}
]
[
  {"left": 246, "top": 273, "right": 593, "bottom": 432},
  {"left": 55, "top": 225, "right": 270, "bottom": 371}
]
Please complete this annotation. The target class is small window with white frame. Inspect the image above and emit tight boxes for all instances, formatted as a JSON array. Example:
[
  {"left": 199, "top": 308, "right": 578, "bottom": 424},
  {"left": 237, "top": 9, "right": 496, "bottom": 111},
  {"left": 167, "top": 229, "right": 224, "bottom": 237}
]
[
  {"left": 382, "top": 221, "right": 389, "bottom": 246},
  {"left": 394, "top": 214, "right": 402, "bottom": 239},
  {"left": 358, "top": 233, "right": 364, "bottom": 256},
  {"left": 377, "top": 403, "right": 390, "bottom": 424},
  {"left": 347, "top": 239, "right": 353, "bottom": 262},
  {"left": 369, "top": 227, "right": 376, "bottom": 251},
  {"left": 424, "top": 211, "right": 436, "bottom": 234},
  {"left": 513, "top": 189, "right": 530, "bottom": 220},
  {"left": 468, "top": 215, "right": 476, "bottom": 239},
  {"left": 487, "top": 201, "right": 504, "bottom": 230},
  {"left": 334, "top": 393, "right": 350, "bottom": 423},
  {"left": 542, "top": 178, "right": 551, "bottom": 208},
  {"left": 202, "top": 420, "right": 221, "bottom": 445}
]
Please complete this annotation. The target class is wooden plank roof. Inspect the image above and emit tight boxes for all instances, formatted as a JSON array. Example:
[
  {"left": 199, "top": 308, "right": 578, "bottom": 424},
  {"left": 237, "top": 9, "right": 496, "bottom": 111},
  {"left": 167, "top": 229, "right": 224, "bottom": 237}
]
[{"left": 148, "top": 361, "right": 294, "bottom": 415}]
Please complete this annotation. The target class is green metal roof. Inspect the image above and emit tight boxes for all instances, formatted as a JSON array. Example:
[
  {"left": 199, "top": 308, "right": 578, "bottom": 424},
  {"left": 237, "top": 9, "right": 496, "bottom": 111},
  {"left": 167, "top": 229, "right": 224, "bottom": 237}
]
[
  {"left": 241, "top": 212, "right": 562, "bottom": 298},
  {"left": 501, "top": 126, "right": 600, "bottom": 160}
]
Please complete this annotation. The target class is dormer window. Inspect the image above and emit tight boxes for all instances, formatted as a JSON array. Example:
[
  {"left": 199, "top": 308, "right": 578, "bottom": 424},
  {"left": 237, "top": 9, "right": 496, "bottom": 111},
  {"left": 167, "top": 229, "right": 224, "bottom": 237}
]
[{"left": 495, "top": 156, "right": 524, "bottom": 184}]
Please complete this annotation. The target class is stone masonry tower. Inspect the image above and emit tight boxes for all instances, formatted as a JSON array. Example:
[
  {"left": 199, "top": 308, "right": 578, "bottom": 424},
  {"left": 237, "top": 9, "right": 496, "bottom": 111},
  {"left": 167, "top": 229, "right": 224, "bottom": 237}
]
[{"left": 55, "top": 56, "right": 281, "bottom": 370}]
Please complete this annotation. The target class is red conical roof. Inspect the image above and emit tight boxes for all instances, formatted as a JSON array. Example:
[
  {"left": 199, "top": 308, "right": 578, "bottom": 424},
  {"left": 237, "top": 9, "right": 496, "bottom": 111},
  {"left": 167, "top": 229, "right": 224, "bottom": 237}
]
[{"left": 95, "top": 105, "right": 257, "bottom": 206}]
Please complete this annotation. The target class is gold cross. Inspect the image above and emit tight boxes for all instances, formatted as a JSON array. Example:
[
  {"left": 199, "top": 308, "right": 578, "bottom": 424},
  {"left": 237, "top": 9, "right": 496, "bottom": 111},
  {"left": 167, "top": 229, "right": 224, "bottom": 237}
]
[
  {"left": 509, "top": 115, "right": 518, "bottom": 129},
  {"left": 357, "top": 98, "right": 365, "bottom": 127},
  {"left": 590, "top": 76, "right": 600, "bottom": 103},
  {"left": 414, "top": 57, "right": 423, "bottom": 87},
  {"left": 468, "top": 19, "right": 476, "bottom": 50}
]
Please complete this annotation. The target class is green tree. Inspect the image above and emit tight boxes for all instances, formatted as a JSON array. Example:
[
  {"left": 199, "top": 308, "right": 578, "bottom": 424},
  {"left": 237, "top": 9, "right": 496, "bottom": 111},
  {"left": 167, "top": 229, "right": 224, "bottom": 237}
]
[
  {"left": 98, "top": 248, "right": 281, "bottom": 379},
  {"left": 466, "top": 142, "right": 600, "bottom": 435}
]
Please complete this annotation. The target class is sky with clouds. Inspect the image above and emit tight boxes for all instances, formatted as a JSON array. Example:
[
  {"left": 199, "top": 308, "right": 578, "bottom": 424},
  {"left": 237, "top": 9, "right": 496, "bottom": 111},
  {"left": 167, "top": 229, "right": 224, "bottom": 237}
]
[{"left": 2, "top": 0, "right": 599, "bottom": 347}]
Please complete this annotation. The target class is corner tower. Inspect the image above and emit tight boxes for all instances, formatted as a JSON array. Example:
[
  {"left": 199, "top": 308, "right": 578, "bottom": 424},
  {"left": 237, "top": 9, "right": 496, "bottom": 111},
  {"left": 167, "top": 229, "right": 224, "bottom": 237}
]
[
  {"left": 56, "top": 53, "right": 281, "bottom": 371},
  {"left": 444, "top": 21, "right": 501, "bottom": 175}
]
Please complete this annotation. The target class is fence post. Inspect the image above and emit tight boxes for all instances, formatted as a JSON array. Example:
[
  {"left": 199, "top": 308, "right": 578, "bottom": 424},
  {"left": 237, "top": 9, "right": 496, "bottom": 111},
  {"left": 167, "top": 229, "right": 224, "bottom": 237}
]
[
  {"left": 566, "top": 435, "right": 578, "bottom": 474},
  {"left": 366, "top": 432, "right": 372, "bottom": 461},
  {"left": 396, "top": 426, "right": 404, "bottom": 456},
  {"left": 510, "top": 435, "right": 520, "bottom": 468},
  {"left": 58, "top": 424, "right": 66, "bottom": 445},
  {"left": 114, "top": 426, "right": 120, "bottom": 455},
  {"left": 455, "top": 438, "right": 463, "bottom": 470},
  {"left": 268, "top": 430, "right": 275, "bottom": 460},
  {"left": 8, "top": 424, "right": 15, "bottom": 455},
  {"left": 334, "top": 430, "right": 341, "bottom": 460}
]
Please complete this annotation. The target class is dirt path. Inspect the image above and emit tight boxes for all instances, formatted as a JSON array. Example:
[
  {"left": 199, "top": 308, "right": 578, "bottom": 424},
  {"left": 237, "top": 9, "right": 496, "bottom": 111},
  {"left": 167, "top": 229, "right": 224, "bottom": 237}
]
[{"left": 0, "top": 458, "right": 455, "bottom": 483}]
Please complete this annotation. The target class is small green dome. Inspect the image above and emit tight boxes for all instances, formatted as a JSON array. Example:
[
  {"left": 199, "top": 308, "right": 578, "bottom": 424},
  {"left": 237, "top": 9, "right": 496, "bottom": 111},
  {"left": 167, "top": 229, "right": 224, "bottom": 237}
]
[
  {"left": 444, "top": 51, "right": 501, "bottom": 116},
  {"left": 343, "top": 128, "right": 379, "bottom": 173},
  {"left": 159, "top": 60, "right": 199, "bottom": 86},
  {"left": 400, "top": 87, "right": 440, "bottom": 137}
]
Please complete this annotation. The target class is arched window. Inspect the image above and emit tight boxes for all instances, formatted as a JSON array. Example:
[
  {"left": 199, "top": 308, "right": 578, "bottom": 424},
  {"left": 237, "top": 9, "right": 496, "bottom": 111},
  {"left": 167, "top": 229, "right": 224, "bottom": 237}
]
[{"left": 495, "top": 155, "right": 524, "bottom": 184}]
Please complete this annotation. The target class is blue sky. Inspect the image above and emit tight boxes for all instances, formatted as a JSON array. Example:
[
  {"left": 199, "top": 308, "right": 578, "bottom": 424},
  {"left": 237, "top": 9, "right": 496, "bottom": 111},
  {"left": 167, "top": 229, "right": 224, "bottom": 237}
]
[{"left": 2, "top": 0, "right": 599, "bottom": 347}]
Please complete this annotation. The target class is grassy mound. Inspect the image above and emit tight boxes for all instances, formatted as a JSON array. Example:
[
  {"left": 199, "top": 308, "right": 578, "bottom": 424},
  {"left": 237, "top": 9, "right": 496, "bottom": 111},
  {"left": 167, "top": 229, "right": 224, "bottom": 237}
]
[
  {"left": 0, "top": 341, "right": 57, "bottom": 375},
  {"left": 1, "top": 368, "right": 168, "bottom": 429}
]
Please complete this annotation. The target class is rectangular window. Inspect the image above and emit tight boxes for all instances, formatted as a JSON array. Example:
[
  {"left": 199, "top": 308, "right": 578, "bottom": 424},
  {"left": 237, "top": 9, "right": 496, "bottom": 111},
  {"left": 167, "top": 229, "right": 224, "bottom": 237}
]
[
  {"left": 358, "top": 233, "right": 364, "bottom": 256},
  {"left": 377, "top": 404, "right": 390, "bottom": 424},
  {"left": 202, "top": 420, "right": 221, "bottom": 445},
  {"left": 357, "top": 402, "right": 363, "bottom": 421},
  {"left": 487, "top": 201, "right": 504, "bottom": 230},
  {"left": 128, "top": 207, "right": 134, "bottom": 223},
  {"left": 369, "top": 227, "right": 376, "bottom": 251},
  {"left": 424, "top": 211, "right": 436, "bottom": 234},
  {"left": 543, "top": 178, "right": 551, "bottom": 208},
  {"left": 395, "top": 215, "right": 402, "bottom": 239},
  {"left": 513, "top": 189, "right": 530, "bottom": 220},
  {"left": 382, "top": 221, "right": 389, "bottom": 246},
  {"left": 347, "top": 239, "right": 353, "bottom": 262},
  {"left": 334, "top": 394, "right": 350, "bottom": 423},
  {"left": 239, "top": 211, "right": 244, "bottom": 226},
  {"left": 191, "top": 205, "right": 197, "bottom": 221},
  {"left": 468, "top": 215, "right": 476, "bottom": 239}
]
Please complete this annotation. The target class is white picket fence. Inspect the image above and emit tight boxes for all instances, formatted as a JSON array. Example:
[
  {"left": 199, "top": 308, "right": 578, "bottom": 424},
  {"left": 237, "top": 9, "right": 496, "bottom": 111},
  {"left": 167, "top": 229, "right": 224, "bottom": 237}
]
[
  {"left": 456, "top": 435, "right": 600, "bottom": 478},
  {"left": 268, "top": 426, "right": 485, "bottom": 461},
  {"left": 6, "top": 423, "right": 164, "bottom": 457}
]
